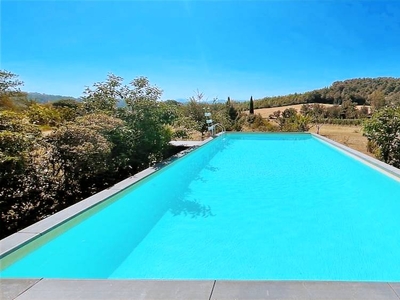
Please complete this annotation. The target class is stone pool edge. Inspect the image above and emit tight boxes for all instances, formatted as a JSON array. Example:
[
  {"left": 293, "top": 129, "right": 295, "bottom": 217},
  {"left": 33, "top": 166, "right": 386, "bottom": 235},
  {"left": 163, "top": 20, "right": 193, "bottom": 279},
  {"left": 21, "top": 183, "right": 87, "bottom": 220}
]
[{"left": 313, "top": 133, "right": 400, "bottom": 179}]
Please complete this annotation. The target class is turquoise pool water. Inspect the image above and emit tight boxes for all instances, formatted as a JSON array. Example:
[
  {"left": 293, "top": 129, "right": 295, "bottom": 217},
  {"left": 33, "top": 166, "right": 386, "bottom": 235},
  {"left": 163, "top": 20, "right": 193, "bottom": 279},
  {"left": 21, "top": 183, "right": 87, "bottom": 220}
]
[{"left": 1, "top": 133, "right": 400, "bottom": 281}]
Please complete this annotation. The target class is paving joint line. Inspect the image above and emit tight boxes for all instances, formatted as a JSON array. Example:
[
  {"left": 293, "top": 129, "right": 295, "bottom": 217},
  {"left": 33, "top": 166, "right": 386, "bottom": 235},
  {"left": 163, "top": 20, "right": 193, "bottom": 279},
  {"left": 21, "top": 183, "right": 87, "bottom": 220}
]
[
  {"left": 301, "top": 281, "right": 313, "bottom": 298},
  {"left": 13, "top": 278, "right": 43, "bottom": 300},
  {"left": 388, "top": 283, "right": 400, "bottom": 300},
  {"left": 208, "top": 280, "right": 216, "bottom": 300}
]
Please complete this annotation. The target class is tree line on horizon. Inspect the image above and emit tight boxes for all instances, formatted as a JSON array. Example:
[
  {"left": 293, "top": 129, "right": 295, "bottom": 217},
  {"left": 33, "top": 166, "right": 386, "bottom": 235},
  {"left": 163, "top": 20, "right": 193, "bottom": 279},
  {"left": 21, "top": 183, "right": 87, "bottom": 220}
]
[
  {"left": 1, "top": 69, "right": 400, "bottom": 238},
  {"left": 239, "top": 77, "right": 400, "bottom": 111}
]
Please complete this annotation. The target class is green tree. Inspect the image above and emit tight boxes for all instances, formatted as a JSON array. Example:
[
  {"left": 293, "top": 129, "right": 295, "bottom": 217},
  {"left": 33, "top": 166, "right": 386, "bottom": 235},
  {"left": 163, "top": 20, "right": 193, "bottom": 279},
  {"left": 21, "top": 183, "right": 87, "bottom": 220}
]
[
  {"left": 52, "top": 99, "right": 84, "bottom": 122},
  {"left": 300, "top": 104, "right": 313, "bottom": 116},
  {"left": 0, "top": 111, "right": 58, "bottom": 237},
  {"left": 83, "top": 74, "right": 172, "bottom": 172},
  {"left": 249, "top": 96, "right": 254, "bottom": 114},
  {"left": 27, "top": 103, "right": 61, "bottom": 126},
  {"left": 46, "top": 124, "right": 113, "bottom": 201},
  {"left": 0, "top": 70, "right": 27, "bottom": 111},
  {"left": 121, "top": 77, "right": 171, "bottom": 168},
  {"left": 225, "top": 96, "right": 240, "bottom": 130},
  {"left": 182, "top": 91, "right": 208, "bottom": 138},
  {"left": 83, "top": 73, "right": 125, "bottom": 114},
  {"left": 340, "top": 100, "right": 358, "bottom": 119},
  {"left": 301, "top": 104, "right": 326, "bottom": 134},
  {"left": 326, "top": 105, "right": 341, "bottom": 119},
  {"left": 274, "top": 108, "right": 311, "bottom": 132},
  {"left": 363, "top": 106, "right": 400, "bottom": 168},
  {"left": 369, "top": 90, "right": 386, "bottom": 112},
  {"left": 247, "top": 113, "right": 277, "bottom": 132},
  {"left": 0, "top": 112, "right": 40, "bottom": 177},
  {"left": 0, "top": 70, "right": 23, "bottom": 94}
]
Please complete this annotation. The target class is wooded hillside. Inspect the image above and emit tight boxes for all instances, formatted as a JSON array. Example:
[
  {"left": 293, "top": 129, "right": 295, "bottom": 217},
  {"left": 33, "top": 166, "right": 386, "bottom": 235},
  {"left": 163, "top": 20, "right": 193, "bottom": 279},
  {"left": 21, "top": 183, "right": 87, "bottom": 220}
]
[
  {"left": 251, "top": 77, "right": 400, "bottom": 109},
  {"left": 27, "top": 92, "right": 79, "bottom": 103}
]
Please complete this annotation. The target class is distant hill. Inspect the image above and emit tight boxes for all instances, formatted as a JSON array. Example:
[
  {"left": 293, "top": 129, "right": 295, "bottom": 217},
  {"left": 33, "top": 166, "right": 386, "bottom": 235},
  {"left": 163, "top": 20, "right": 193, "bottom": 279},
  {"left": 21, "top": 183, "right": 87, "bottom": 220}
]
[
  {"left": 27, "top": 92, "right": 80, "bottom": 103},
  {"left": 173, "top": 98, "right": 246, "bottom": 104},
  {"left": 253, "top": 77, "right": 400, "bottom": 109},
  {"left": 175, "top": 98, "right": 188, "bottom": 103}
]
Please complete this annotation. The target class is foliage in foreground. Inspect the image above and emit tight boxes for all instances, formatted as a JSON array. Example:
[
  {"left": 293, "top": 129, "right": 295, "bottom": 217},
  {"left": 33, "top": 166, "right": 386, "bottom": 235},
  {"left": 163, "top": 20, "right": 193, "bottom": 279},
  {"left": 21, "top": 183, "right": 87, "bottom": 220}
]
[
  {"left": 0, "top": 73, "right": 178, "bottom": 238},
  {"left": 363, "top": 106, "right": 400, "bottom": 168},
  {"left": 0, "top": 70, "right": 247, "bottom": 238}
]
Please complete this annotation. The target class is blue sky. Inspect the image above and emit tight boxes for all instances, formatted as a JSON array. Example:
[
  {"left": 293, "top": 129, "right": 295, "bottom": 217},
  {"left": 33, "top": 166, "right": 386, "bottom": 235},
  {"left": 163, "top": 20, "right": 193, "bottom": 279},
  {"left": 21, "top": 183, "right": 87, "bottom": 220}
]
[{"left": 1, "top": 1, "right": 400, "bottom": 101}]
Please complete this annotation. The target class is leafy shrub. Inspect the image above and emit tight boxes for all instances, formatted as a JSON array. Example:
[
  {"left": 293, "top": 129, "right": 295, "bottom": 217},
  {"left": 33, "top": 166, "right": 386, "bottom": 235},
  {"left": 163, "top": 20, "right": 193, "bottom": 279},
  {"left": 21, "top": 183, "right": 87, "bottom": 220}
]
[{"left": 363, "top": 106, "right": 400, "bottom": 168}]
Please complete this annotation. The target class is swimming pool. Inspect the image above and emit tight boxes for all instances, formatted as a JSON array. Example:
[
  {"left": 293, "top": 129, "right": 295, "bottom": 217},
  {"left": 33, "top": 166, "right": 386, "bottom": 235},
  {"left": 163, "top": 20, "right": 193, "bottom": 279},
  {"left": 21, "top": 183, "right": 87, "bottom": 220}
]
[{"left": 1, "top": 133, "right": 400, "bottom": 281}]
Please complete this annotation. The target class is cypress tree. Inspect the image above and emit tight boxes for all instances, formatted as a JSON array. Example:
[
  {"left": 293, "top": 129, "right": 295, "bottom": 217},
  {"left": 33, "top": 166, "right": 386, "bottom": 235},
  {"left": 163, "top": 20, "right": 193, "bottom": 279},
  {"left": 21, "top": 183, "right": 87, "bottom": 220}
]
[
  {"left": 226, "top": 96, "right": 238, "bottom": 121},
  {"left": 249, "top": 96, "right": 254, "bottom": 114}
]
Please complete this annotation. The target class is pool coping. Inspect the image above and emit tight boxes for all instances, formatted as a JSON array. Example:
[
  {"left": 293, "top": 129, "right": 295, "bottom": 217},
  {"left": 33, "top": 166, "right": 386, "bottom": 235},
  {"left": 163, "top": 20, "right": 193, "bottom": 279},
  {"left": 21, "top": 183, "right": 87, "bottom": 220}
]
[
  {"left": 1, "top": 133, "right": 400, "bottom": 299},
  {"left": 313, "top": 133, "right": 400, "bottom": 179}
]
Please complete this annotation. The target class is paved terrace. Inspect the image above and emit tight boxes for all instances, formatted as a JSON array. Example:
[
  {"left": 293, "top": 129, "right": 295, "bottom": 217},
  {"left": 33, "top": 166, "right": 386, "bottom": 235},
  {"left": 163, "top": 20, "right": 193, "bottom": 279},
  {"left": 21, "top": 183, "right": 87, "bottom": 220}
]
[
  {"left": 2, "top": 279, "right": 400, "bottom": 300},
  {"left": 2, "top": 134, "right": 400, "bottom": 299}
]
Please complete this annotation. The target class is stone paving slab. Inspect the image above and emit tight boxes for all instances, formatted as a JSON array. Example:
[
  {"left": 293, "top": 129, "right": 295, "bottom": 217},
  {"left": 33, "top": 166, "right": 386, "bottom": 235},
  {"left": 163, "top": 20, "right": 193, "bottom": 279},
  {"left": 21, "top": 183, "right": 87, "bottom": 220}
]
[
  {"left": 0, "top": 279, "right": 41, "bottom": 300},
  {"left": 390, "top": 283, "right": 400, "bottom": 298},
  {"left": 302, "top": 281, "right": 399, "bottom": 300},
  {"left": 211, "top": 280, "right": 310, "bottom": 300},
  {"left": 12, "top": 279, "right": 214, "bottom": 300},
  {"left": 3, "top": 279, "right": 400, "bottom": 300},
  {"left": 0, "top": 279, "right": 400, "bottom": 300},
  {"left": 211, "top": 281, "right": 400, "bottom": 300}
]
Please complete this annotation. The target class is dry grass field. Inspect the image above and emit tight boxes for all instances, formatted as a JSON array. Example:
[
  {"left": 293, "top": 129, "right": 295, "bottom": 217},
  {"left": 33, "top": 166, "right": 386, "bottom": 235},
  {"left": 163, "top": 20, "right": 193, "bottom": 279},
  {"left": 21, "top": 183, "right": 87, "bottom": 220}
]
[
  {"left": 308, "top": 124, "right": 370, "bottom": 156},
  {"left": 254, "top": 106, "right": 372, "bottom": 156},
  {"left": 254, "top": 104, "right": 370, "bottom": 119},
  {"left": 255, "top": 104, "right": 313, "bottom": 118}
]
